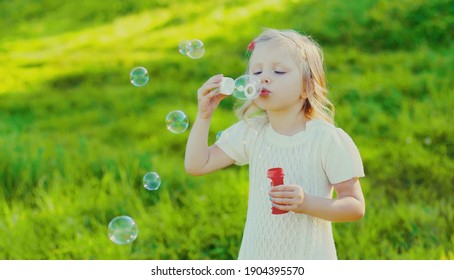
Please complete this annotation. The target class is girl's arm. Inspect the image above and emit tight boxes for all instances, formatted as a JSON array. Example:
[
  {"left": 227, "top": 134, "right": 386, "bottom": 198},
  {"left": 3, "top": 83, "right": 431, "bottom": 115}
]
[
  {"left": 185, "top": 116, "right": 234, "bottom": 176},
  {"left": 184, "top": 74, "right": 234, "bottom": 176},
  {"left": 269, "top": 177, "right": 365, "bottom": 222}
]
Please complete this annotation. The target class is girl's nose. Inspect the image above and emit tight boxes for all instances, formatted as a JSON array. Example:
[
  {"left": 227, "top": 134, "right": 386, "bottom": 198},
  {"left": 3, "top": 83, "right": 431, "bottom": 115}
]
[{"left": 262, "top": 78, "right": 271, "bottom": 84}]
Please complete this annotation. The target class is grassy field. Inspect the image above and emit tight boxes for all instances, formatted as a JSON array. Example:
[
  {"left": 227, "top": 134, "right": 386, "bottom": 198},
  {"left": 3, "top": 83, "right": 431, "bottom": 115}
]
[{"left": 0, "top": 0, "right": 453, "bottom": 259}]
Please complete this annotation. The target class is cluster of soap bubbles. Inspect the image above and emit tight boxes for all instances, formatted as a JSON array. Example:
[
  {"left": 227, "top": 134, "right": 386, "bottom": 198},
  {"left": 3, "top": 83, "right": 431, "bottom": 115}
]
[
  {"left": 129, "top": 67, "right": 190, "bottom": 134},
  {"left": 109, "top": 38, "right": 261, "bottom": 245},
  {"left": 107, "top": 170, "right": 162, "bottom": 245},
  {"left": 178, "top": 39, "right": 205, "bottom": 59}
]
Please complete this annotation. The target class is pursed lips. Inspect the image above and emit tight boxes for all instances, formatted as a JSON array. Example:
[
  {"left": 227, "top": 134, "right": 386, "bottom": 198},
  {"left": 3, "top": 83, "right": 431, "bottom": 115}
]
[{"left": 260, "top": 88, "right": 271, "bottom": 97}]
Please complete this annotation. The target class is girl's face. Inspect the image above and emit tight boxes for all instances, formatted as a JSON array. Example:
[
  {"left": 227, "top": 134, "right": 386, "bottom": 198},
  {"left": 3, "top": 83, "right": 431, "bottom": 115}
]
[{"left": 248, "top": 41, "right": 305, "bottom": 112}]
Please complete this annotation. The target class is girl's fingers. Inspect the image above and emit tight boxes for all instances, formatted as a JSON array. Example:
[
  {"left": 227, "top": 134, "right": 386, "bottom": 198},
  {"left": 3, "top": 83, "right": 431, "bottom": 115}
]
[
  {"left": 269, "top": 192, "right": 292, "bottom": 199},
  {"left": 199, "top": 81, "right": 219, "bottom": 93},
  {"left": 197, "top": 74, "right": 223, "bottom": 97},
  {"left": 272, "top": 203, "right": 295, "bottom": 211},
  {"left": 198, "top": 88, "right": 220, "bottom": 106},
  {"left": 272, "top": 197, "right": 296, "bottom": 204},
  {"left": 198, "top": 85, "right": 216, "bottom": 97},
  {"left": 270, "top": 185, "right": 296, "bottom": 192},
  {"left": 213, "top": 92, "right": 228, "bottom": 103},
  {"left": 208, "top": 73, "right": 224, "bottom": 82},
  {"left": 207, "top": 88, "right": 220, "bottom": 97},
  {"left": 269, "top": 184, "right": 304, "bottom": 212}
]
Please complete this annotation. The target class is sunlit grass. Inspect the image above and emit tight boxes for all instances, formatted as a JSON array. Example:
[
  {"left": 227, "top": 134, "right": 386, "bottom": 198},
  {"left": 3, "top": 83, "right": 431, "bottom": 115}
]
[{"left": 0, "top": 0, "right": 453, "bottom": 259}]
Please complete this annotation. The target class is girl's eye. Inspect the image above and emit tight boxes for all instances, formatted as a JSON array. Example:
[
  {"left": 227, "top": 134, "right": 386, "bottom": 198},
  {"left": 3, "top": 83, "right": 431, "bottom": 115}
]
[
  {"left": 253, "top": 71, "right": 262, "bottom": 75},
  {"left": 275, "top": 71, "right": 286, "bottom": 75}
]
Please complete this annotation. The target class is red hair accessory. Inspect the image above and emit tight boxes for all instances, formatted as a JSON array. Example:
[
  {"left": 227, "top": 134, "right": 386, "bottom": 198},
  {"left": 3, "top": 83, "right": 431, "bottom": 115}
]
[{"left": 247, "top": 41, "right": 255, "bottom": 52}]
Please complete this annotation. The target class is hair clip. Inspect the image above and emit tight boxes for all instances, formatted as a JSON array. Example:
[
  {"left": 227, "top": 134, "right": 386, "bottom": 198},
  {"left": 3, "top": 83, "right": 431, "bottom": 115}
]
[{"left": 247, "top": 41, "right": 255, "bottom": 52}]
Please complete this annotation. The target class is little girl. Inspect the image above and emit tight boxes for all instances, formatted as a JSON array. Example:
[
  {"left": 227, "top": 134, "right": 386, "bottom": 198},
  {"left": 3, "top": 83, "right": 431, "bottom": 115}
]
[{"left": 185, "top": 28, "right": 365, "bottom": 260}]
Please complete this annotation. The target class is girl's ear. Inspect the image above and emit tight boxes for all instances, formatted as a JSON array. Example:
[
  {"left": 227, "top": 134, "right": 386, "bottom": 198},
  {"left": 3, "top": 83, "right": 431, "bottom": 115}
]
[{"left": 301, "top": 72, "right": 312, "bottom": 99}]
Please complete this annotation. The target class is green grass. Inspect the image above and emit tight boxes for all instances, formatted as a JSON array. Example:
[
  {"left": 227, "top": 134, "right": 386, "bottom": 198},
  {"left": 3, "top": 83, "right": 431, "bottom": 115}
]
[{"left": 0, "top": 0, "right": 453, "bottom": 259}]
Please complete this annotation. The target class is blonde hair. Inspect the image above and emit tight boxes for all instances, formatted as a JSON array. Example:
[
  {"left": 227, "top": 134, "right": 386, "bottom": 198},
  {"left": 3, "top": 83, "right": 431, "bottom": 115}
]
[{"left": 236, "top": 28, "right": 334, "bottom": 124}]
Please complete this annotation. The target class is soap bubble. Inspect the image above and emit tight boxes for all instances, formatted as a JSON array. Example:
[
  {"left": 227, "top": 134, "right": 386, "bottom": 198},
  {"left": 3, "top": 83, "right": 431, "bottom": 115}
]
[
  {"left": 178, "top": 40, "right": 191, "bottom": 55},
  {"left": 187, "top": 39, "right": 205, "bottom": 59},
  {"left": 233, "top": 75, "right": 262, "bottom": 100},
  {"left": 215, "top": 130, "right": 223, "bottom": 142},
  {"left": 166, "top": 110, "right": 189, "bottom": 134},
  {"left": 108, "top": 216, "right": 138, "bottom": 245},
  {"left": 178, "top": 39, "right": 205, "bottom": 59},
  {"left": 143, "top": 171, "right": 161, "bottom": 191},
  {"left": 130, "top": 67, "right": 149, "bottom": 87}
]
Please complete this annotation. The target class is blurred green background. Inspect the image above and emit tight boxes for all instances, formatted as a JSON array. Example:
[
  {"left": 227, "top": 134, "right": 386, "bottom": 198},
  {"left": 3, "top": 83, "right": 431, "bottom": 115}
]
[{"left": 0, "top": 0, "right": 453, "bottom": 260}]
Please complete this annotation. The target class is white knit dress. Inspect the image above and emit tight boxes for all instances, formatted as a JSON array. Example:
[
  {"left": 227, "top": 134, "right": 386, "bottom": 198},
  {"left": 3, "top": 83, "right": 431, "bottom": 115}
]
[{"left": 216, "top": 118, "right": 365, "bottom": 260}]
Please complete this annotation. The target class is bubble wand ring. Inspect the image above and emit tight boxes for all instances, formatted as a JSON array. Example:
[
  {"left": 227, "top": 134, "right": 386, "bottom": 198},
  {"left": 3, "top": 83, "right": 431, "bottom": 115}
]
[{"left": 243, "top": 83, "right": 257, "bottom": 99}]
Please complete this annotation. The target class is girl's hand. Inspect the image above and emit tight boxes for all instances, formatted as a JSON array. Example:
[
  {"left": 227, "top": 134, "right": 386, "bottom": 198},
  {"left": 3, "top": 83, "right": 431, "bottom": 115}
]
[
  {"left": 268, "top": 184, "right": 305, "bottom": 212},
  {"left": 197, "top": 74, "right": 228, "bottom": 120}
]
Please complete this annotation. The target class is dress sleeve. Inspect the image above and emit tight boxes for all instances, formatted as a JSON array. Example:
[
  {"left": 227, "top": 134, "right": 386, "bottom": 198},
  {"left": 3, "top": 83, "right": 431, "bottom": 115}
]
[
  {"left": 322, "top": 128, "right": 365, "bottom": 184},
  {"left": 215, "top": 120, "right": 249, "bottom": 165}
]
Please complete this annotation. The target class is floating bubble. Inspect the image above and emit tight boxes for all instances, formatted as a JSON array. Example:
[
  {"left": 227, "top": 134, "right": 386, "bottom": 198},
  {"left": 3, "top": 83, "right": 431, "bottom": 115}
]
[
  {"left": 143, "top": 171, "right": 161, "bottom": 191},
  {"left": 233, "top": 75, "right": 263, "bottom": 100},
  {"left": 186, "top": 39, "right": 205, "bottom": 59},
  {"left": 178, "top": 40, "right": 191, "bottom": 55},
  {"left": 166, "top": 110, "right": 189, "bottom": 134},
  {"left": 108, "top": 216, "right": 138, "bottom": 245},
  {"left": 178, "top": 39, "right": 205, "bottom": 59},
  {"left": 130, "top": 67, "right": 149, "bottom": 87},
  {"left": 216, "top": 130, "right": 223, "bottom": 142}
]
